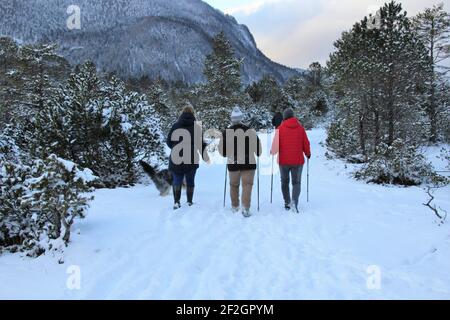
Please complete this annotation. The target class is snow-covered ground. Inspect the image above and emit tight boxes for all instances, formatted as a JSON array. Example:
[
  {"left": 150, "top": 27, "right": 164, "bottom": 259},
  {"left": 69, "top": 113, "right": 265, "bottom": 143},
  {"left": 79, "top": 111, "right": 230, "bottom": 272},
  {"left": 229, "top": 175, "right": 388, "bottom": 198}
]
[{"left": 1, "top": 129, "right": 449, "bottom": 300}]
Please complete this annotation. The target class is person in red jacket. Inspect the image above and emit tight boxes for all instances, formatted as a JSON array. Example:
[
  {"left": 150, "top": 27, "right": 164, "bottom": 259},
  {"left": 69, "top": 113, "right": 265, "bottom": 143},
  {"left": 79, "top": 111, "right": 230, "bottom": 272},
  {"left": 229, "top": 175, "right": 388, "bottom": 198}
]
[{"left": 271, "top": 108, "right": 311, "bottom": 213}]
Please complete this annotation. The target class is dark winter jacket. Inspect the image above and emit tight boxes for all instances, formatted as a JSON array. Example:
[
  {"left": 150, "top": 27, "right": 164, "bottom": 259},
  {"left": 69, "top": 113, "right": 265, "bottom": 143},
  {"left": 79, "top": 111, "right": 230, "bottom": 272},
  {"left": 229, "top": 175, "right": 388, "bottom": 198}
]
[
  {"left": 271, "top": 117, "right": 311, "bottom": 166},
  {"left": 167, "top": 112, "right": 208, "bottom": 174},
  {"left": 272, "top": 112, "right": 283, "bottom": 129},
  {"left": 219, "top": 123, "right": 262, "bottom": 172}
]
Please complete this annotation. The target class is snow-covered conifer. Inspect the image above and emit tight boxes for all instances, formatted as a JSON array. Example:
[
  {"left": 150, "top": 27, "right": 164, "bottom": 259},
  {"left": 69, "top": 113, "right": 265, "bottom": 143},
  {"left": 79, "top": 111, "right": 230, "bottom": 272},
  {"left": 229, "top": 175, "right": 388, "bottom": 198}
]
[{"left": 199, "top": 32, "right": 245, "bottom": 130}]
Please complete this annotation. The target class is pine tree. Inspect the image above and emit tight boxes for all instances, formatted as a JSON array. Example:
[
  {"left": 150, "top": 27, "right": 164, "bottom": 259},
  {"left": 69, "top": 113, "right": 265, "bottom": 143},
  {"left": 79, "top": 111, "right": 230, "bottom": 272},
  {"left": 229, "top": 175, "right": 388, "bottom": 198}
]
[
  {"left": 0, "top": 38, "right": 70, "bottom": 150},
  {"left": 0, "top": 158, "right": 33, "bottom": 253},
  {"left": 246, "top": 75, "right": 292, "bottom": 113},
  {"left": 35, "top": 61, "right": 103, "bottom": 163},
  {"left": 354, "top": 139, "right": 442, "bottom": 186},
  {"left": 413, "top": 4, "right": 450, "bottom": 142},
  {"left": 243, "top": 102, "right": 272, "bottom": 131},
  {"left": 305, "top": 62, "right": 323, "bottom": 88},
  {"left": 284, "top": 75, "right": 305, "bottom": 103},
  {"left": 0, "top": 37, "right": 21, "bottom": 125},
  {"left": 1, "top": 152, "right": 95, "bottom": 256},
  {"left": 303, "top": 63, "right": 329, "bottom": 116},
  {"left": 35, "top": 62, "right": 166, "bottom": 187},
  {"left": 284, "top": 64, "right": 332, "bottom": 129},
  {"left": 328, "top": 1, "right": 430, "bottom": 159},
  {"left": 101, "top": 76, "right": 166, "bottom": 181},
  {"left": 326, "top": 1, "right": 438, "bottom": 185},
  {"left": 200, "top": 32, "right": 244, "bottom": 130},
  {"left": 438, "top": 80, "right": 450, "bottom": 142},
  {"left": 25, "top": 155, "right": 95, "bottom": 247},
  {"left": 19, "top": 43, "right": 70, "bottom": 112},
  {"left": 147, "top": 78, "right": 175, "bottom": 134}
]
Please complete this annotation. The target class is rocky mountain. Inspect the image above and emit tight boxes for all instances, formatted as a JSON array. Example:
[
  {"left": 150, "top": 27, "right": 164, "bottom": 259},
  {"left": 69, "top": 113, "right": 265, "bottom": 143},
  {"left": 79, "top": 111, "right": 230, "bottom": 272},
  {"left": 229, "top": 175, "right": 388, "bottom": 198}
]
[{"left": 0, "top": 0, "right": 298, "bottom": 84}]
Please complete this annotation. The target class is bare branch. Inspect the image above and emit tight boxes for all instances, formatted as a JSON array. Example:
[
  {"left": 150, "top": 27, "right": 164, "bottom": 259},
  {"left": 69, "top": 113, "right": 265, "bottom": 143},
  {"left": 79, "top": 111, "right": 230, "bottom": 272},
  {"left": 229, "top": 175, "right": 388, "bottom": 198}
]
[{"left": 423, "top": 186, "right": 448, "bottom": 223}]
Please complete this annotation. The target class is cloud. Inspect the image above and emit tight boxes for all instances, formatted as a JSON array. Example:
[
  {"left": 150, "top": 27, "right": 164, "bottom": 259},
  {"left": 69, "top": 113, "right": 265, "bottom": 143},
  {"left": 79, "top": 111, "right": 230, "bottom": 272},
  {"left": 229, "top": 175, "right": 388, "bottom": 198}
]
[
  {"left": 225, "top": 0, "right": 450, "bottom": 69},
  {"left": 225, "top": 0, "right": 285, "bottom": 16}
]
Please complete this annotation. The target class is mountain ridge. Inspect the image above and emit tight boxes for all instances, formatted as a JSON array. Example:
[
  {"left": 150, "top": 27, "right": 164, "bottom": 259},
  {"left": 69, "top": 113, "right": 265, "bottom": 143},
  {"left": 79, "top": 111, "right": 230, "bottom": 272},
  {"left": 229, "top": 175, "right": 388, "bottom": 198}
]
[{"left": 0, "top": 0, "right": 298, "bottom": 84}]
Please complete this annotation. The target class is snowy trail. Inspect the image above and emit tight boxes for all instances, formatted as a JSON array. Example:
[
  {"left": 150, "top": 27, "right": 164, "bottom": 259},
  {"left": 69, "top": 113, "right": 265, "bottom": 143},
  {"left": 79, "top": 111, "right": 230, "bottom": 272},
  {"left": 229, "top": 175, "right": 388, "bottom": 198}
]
[{"left": 1, "top": 129, "right": 450, "bottom": 299}]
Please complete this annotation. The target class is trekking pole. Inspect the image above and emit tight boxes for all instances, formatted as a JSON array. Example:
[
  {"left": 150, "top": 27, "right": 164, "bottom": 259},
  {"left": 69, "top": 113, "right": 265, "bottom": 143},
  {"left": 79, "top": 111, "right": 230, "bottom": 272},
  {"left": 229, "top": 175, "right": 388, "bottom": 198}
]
[
  {"left": 270, "top": 155, "right": 274, "bottom": 204},
  {"left": 257, "top": 157, "right": 260, "bottom": 212},
  {"left": 307, "top": 158, "right": 310, "bottom": 203},
  {"left": 224, "top": 164, "right": 228, "bottom": 208}
]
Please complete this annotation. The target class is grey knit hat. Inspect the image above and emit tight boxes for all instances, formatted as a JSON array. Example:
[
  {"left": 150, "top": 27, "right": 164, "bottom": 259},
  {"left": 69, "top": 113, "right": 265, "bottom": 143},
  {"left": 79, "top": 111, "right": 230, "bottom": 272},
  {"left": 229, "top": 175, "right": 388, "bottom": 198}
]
[
  {"left": 231, "top": 106, "right": 244, "bottom": 124},
  {"left": 283, "top": 108, "right": 295, "bottom": 120}
]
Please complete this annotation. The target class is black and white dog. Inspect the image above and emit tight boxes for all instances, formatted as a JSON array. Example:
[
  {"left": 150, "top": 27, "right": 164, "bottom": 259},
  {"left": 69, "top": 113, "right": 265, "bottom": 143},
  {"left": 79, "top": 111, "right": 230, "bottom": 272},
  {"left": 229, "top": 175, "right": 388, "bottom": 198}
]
[{"left": 139, "top": 160, "right": 173, "bottom": 196}]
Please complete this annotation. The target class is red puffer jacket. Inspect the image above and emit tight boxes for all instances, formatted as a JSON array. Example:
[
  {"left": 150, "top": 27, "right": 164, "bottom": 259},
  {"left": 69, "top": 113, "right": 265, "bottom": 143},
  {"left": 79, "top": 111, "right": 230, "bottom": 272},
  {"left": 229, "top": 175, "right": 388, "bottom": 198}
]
[{"left": 271, "top": 117, "right": 311, "bottom": 165}]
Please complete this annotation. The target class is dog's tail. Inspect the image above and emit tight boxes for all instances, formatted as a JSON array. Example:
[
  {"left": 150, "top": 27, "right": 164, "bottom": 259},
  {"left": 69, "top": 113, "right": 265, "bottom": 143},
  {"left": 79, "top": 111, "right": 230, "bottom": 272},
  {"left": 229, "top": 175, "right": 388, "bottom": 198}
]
[
  {"left": 139, "top": 160, "right": 158, "bottom": 179},
  {"left": 139, "top": 160, "right": 172, "bottom": 196}
]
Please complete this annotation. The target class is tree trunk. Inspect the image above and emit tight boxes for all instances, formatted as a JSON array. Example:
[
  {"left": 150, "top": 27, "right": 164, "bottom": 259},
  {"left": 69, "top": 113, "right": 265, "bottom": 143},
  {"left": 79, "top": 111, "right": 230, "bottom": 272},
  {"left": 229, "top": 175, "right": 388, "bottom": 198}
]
[
  {"left": 388, "top": 105, "right": 395, "bottom": 145},
  {"left": 374, "top": 110, "right": 380, "bottom": 152},
  {"left": 429, "top": 32, "right": 437, "bottom": 143},
  {"left": 428, "top": 20, "right": 437, "bottom": 143},
  {"left": 429, "top": 81, "right": 437, "bottom": 143},
  {"left": 387, "top": 74, "right": 395, "bottom": 146},
  {"left": 358, "top": 112, "right": 366, "bottom": 157}
]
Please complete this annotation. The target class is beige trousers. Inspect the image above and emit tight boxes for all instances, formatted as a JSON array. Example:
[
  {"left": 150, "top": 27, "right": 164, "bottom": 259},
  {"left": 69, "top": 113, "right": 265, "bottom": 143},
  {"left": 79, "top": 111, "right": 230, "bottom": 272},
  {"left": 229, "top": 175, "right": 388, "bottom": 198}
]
[{"left": 229, "top": 170, "right": 256, "bottom": 210}]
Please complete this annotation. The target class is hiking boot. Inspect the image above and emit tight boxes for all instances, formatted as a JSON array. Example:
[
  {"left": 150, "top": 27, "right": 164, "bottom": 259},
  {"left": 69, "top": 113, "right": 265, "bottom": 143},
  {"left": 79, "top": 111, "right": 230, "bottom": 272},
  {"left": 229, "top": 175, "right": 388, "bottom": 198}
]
[
  {"left": 187, "top": 186, "right": 194, "bottom": 206},
  {"left": 284, "top": 203, "right": 291, "bottom": 211},
  {"left": 242, "top": 208, "right": 251, "bottom": 218},
  {"left": 231, "top": 207, "right": 240, "bottom": 213},
  {"left": 173, "top": 185, "right": 182, "bottom": 210}
]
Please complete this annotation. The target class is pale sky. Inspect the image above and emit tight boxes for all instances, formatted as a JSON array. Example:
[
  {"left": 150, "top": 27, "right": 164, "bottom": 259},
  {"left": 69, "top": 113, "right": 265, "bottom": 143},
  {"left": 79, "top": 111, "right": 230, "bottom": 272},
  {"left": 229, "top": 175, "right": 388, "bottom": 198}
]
[{"left": 204, "top": 0, "right": 450, "bottom": 69}]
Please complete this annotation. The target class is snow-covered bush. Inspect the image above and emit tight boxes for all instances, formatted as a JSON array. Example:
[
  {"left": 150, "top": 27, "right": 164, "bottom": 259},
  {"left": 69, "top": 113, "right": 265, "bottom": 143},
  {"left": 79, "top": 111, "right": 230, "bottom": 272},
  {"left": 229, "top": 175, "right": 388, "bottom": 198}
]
[
  {"left": 26, "top": 156, "right": 96, "bottom": 244},
  {"left": 244, "top": 104, "right": 271, "bottom": 131},
  {"left": 0, "top": 132, "right": 31, "bottom": 252},
  {"left": 0, "top": 130, "right": 22, "bottom": 163},
  {"left": 98, "top": 76, "right": 167, "bottom": 185},
  {"left": 354, "top": 139, "right": 441, "bottom": 186},
  {"left": 0, "top": 162, "right": 33, "bottom": 252},
  {"left": 326, "top": 119, "right": 361, "bottom": 162},
  {"left": 0, "top": 154, "right": 96, "bottom": 257},
  {"left": 442, "top": 112, "right": 450, "bottom": 144},
  {"left": 35, "top": 62, "right": 166, "bottom": 187},
  {"left": 147, "top": 79, "right": 176, "bottom": 135},
  {"left": 439, "top": 148, "right": 450, "bottom": 171},
  {"left": 295, "top": 104, "right": 317, "bottom": 131}
]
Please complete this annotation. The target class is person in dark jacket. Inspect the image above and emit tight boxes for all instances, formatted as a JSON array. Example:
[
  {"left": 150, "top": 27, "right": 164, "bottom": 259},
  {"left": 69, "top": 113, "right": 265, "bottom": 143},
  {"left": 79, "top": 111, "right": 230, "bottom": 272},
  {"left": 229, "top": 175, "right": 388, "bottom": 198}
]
[
  {"left": 167, "top": 105, "right": 210, "bottom": 209},
  {"left": 271, "top": 108, "right": 311, "bottom": 213},
  {"left": 271, "top": 111, "right": 283, "bottom": 129},
  {"left": 219, "top": 106, "right": 262, "bottom": 217}
]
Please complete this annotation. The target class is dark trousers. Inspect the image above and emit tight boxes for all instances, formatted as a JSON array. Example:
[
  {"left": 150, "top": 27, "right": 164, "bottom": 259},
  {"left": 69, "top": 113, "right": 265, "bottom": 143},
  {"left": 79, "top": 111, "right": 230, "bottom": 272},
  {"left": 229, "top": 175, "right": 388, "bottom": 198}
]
[
  {"left": 172, "top": 169, "right": 197, "bottom": 187},
  {"left": 280, "top": 165, "right": 304, "bottom": 206}
]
